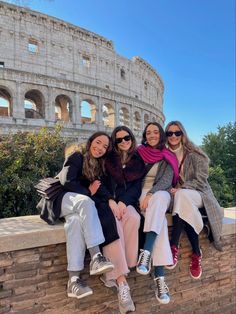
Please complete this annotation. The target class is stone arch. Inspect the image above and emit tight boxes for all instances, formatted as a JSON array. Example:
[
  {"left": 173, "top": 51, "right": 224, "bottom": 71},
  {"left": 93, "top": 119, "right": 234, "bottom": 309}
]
[
  {"left": 55, "top": 94, "right": 72, "bottom": 122},
  {"left": 133, "top": 111, "right": 141, "bottom": 131},
  {"left": 0, "top": 87, "right": 12, "bottom": 117},
  {"left": 144, "top": 113, "right": 150, "bottom": 125},
  {"left": 102, "top": 103, "right": 115, "bottom": 128},
  {"left": 24, "top": 89, "right": 44, "bottom": 119},
  {"left": 81, "top": 99, "right": 96, "bottom": 123},
  {"left": 119, "top": 107, "right": 129, "bottom": 126}
]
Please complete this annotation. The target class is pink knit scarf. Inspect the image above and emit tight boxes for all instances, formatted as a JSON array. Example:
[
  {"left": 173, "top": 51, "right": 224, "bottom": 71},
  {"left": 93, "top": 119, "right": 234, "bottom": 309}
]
[{"left": 137, "top": 145, "right": 179, "bottom": 185}]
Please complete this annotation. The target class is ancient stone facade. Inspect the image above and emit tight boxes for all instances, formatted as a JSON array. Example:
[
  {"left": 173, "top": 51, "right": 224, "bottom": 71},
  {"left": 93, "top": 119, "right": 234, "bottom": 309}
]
[{"left": 0, "top": 1, "right": 164, "bottom": 141}]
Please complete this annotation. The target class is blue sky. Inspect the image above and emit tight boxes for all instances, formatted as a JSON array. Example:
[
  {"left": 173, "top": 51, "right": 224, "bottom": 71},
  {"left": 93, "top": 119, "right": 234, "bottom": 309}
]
[{"left": 8, "top": 0, "right": 235, "bottom": 144}]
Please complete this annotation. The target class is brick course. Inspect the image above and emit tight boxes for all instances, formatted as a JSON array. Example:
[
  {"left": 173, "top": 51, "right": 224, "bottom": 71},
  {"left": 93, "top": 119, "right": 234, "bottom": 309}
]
[{"left": 0, "top": 229, "right": 235, "bottom": 314}]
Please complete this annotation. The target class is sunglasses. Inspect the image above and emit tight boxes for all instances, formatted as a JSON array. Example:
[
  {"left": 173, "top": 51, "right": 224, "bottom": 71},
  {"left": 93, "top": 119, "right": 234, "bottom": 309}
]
[
  {"left": 115, "top": 135, "right": 131, "bottom": 144},
  {"left": 166, "top": 131, "right": 183, "bottom": 137}
]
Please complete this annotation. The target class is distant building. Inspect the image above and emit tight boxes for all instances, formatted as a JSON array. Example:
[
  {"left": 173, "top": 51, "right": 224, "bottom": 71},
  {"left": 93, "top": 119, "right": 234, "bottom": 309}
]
[{"left": 0, "top": 0, "right": 165, "bottom": 141}]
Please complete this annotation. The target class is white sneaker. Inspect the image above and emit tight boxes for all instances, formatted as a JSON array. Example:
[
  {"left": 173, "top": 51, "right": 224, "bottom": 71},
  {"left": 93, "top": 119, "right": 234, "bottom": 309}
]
[
  {"left": 118, "top": 282, "right": 135, "bottom": 314},
  {"left": 67, "top": 276, "right": 93, "bottom": 299},
  {"left": 90, "top": 253, "right": 114, "bottom": 275}
]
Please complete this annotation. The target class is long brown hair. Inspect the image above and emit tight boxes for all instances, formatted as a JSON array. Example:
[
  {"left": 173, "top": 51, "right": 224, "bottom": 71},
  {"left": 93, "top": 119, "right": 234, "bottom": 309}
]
[
  {"left": 165, "top": 121, "right": 208, "bottom": 159},
  {"left": 83, "top": 131, "right": 111, "bottom": 181},
  {"left": 111, "top": 126, "right": 137, "bottom": 164}
]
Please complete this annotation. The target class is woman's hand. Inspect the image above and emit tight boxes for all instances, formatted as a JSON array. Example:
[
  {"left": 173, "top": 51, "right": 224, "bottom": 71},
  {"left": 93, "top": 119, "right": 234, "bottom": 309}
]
[
  {"left": 109, "top": 199, "right": 122, "bottom": 220},
  {"left": 170, "top": 188, "right": 179, "bottom": 195},
  {"left": 140, "top": 194, "right": 152, "bottom": 211},
  {"left": 89, "top": 180, "right": 101, "bottom": 195},
  {"left": 117, "top": 201, "right": 127, "bottom": 218}
]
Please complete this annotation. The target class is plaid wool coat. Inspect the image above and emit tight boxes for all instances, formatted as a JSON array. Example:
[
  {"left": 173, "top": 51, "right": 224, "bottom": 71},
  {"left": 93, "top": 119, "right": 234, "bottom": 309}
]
[{"left": 181, "top": 151, "right": 224, "bottom": 246}]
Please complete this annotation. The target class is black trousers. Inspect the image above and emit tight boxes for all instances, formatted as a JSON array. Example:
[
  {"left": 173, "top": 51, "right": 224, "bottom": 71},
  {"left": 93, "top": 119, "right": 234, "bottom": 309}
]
[{"left": 170, "top": 214, "right": 201, "bottom": 255}]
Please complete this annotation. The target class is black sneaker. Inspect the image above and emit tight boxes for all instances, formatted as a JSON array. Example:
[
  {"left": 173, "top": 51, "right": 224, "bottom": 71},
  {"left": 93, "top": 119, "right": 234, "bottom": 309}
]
[
  {"left": 90, "top": 253, "right": 114, "bottom": 275},
  {"left": 67, "top": 276, "right": 93, "bottom": 299},
  {"left": 154, "top": 276, "right": 170, "bottom": 304},
  {"left": 136, "top": 249, "right": 151, "bottom": 275}
]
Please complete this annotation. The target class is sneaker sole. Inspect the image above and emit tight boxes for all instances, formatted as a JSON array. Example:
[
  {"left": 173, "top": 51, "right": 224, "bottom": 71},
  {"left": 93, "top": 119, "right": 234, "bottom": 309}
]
[
  {"left": 155, "top": 294, "right": 170, "bottom": 304},
  {"left": 119, "top": 303, "right": 135, "bottom": 314},
  {"left": 67, "top": 290, "right": 93, "bottom": 299},
  {"left": 165, "top": 262, "right": 178, "bottom": 270},
  {"left": 90, "top": 264, "right": 114, "bottom": 276},
  {"left": 190, "top": 270, "right": 202, "bottom": 280},
  {"left": 136, "top": 267, "right": 151, "bottom": 276}
]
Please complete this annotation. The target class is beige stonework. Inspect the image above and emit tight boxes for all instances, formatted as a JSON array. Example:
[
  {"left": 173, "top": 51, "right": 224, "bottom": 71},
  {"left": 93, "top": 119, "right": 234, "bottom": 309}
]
[{"left": 0, "top": 1, "right": 165, "bottom": 141}]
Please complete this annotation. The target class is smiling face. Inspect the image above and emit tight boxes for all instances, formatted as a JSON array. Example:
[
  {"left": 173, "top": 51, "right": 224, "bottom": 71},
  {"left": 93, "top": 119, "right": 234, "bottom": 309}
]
[
  {"left": 89, "top": 135, "right": 109, "bottom": 158},
  {"left": 115, "top": 130, "right": 132, "bottom": 152},
  {"left": 145, "top": 124, "right": 160, "bottom": 148},
  {"left": 166, "top": 124, "right": 183, "bottom": 149}
]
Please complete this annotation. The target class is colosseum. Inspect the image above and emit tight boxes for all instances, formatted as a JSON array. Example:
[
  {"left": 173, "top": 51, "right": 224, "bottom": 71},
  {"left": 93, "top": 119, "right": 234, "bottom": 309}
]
[{"left": 0, "top": 0, "right": 164, "bottom": 141}]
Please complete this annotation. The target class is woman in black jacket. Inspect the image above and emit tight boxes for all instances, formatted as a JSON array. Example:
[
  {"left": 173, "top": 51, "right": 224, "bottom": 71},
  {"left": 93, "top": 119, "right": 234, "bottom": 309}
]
[
  {"left": 100, "top": 126, "right": 145, "bottom": 314},
  {"left": 39, "top": 132, "right": 115, "bottom": 300}
]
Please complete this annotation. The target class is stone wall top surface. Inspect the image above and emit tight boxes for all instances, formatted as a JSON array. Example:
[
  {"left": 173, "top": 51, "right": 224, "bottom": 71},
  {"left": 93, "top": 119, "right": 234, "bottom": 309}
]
[{"left": 0, "top": 208, "right": 235, "bottom": 253}]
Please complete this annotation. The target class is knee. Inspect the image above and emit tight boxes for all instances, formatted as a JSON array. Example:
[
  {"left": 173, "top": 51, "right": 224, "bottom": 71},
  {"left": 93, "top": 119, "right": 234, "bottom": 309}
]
[
  {"left": 126, "top": 206, "right": 140, "bottom": 227},
  {"left": 175, "top": 189, "right": 189, "bottom": 202},
  {"left": 74, "top": 195, "right": 95, "bottom": 212},
  {"left": 154, "top": 191, "right": 171, "bottom": 205}
]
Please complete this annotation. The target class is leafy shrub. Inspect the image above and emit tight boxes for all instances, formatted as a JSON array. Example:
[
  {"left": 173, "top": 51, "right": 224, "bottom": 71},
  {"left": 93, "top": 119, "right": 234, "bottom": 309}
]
[
  {"left": 0, "top": 126, "right": 65, "bottom": 218},
  {"left": 202, "top": 122, "right": 236, "bottom": 207}
]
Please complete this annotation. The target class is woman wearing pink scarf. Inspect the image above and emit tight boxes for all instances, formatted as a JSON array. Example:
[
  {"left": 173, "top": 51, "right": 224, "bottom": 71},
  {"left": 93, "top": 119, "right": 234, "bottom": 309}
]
[{"left": 136, "top": 122, "right": 179, "bottom": 305}]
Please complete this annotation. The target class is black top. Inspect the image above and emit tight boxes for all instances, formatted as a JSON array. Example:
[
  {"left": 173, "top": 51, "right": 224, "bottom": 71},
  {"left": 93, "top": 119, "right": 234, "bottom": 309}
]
[{"left": 38, "top": 152, "right": 119, "bottom": 246}]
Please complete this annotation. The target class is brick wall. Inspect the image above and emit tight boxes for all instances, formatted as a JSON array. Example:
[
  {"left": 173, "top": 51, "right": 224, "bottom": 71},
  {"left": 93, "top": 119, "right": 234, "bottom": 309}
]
[{"left": 0, "top": 216, "right": 235, "bottom": 314}]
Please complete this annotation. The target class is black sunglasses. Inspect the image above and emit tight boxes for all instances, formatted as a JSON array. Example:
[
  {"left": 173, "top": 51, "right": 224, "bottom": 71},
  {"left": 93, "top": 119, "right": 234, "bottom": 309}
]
[
  {"left": 115, "top": 135, "right": 131, "bottom": 144},
  {"left": 166, "top": 131, "right": 183, "bottom": 137}
]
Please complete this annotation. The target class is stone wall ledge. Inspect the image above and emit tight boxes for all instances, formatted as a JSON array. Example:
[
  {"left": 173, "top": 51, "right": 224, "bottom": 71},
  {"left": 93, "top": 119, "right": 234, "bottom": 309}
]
[{"left": 0, "top": 208, "right": 235, "bottom": 253}]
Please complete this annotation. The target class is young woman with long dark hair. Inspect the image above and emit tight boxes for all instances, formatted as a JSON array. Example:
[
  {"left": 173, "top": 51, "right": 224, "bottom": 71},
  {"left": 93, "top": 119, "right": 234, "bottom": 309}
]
[
  {"left": 39, "top": 132, "right": 115, "bottom": 299},
  {"left": 136, "top": 122, "right": 179, "bottom": 304},
  {"left": 100, "top": 126, "right": 145, "bottom": 314}
]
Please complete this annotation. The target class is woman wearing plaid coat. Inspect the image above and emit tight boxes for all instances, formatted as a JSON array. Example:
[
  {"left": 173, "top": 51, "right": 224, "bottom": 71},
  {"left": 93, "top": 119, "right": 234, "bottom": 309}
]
[{"left": 165, "top": 121, "right": 223, "bottom": 280}]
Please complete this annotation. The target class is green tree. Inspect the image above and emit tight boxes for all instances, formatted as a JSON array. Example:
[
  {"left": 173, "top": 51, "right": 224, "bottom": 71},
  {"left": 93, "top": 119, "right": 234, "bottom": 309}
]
[
  {"left": 0, "top": 126, "right": 65, "bottom": 218},
  {"left": 202, "top": 122, "right": 236, "bottom": 206}
]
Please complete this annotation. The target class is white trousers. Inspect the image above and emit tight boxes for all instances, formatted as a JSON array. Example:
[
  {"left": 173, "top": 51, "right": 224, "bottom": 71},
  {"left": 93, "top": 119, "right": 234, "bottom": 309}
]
[
  {"left": 173, "top": 188, "right": 204, "bottom": 234},
  {"left": 140, "top": 190, "right": 173, "bottom": 266},
  {"left": 60, "top": 192, "right": 105, "bottom": 271}
]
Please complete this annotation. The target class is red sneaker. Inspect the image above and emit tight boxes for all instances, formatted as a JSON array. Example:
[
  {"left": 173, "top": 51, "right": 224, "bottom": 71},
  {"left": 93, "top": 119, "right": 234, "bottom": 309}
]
[
  {"left": 189, "top": 252, "right": 202, "bottom": 279},
  {"left": 165, "top": 245, "right": 179, "bottom": 270}
]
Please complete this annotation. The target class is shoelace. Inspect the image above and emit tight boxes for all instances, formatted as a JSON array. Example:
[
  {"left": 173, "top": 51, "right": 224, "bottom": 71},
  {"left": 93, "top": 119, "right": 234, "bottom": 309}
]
[
  {"left": 171, "top": 246, "right": 178, "bottom": 261},
  {"left": 155, "top": 278, "right": 169, "bottom": 294},
  {"left": 119, "top": 284, "right": 130, "bottom": 302},
  {"left": 97, "top": 254, "right": 107, "bottom": 262},
  {"left": 93, "top": 254, "right": 107, "bottom": 267},
  {"left": 190, "top": 254, "right": 201, "bottom": 268},
  {"left": 140, "top": 250, "right": 150, "bottom": 266}
]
